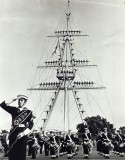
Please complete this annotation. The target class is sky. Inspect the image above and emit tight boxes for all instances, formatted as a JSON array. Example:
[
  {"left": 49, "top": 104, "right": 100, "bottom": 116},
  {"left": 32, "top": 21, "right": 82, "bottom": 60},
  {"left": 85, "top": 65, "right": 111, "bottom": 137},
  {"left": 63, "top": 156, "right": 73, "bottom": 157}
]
[{"left": 0, "top": 0, "right": 125, "bottom": 132}]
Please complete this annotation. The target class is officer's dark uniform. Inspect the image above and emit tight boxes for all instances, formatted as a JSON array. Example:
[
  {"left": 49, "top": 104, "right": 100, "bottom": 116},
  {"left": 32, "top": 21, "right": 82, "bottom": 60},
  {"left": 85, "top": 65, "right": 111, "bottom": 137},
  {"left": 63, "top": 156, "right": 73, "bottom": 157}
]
[{"left": 0, "top": 101, "right": 34, "bottom": 160}]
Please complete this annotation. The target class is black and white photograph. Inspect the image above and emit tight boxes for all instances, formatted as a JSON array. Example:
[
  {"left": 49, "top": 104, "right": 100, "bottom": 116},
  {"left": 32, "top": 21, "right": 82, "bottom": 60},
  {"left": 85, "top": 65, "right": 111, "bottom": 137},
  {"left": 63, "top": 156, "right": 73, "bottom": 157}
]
[{"left": 0, "top": 0, "right": 125, "bottom": 159}]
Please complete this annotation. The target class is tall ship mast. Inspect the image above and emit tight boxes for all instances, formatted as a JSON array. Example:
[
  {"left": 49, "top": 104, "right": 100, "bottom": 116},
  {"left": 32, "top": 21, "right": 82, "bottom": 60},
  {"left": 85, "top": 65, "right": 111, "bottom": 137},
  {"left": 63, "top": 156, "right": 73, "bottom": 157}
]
[{"left": 28, "top": 0, "right": 105, "bottom": 133}]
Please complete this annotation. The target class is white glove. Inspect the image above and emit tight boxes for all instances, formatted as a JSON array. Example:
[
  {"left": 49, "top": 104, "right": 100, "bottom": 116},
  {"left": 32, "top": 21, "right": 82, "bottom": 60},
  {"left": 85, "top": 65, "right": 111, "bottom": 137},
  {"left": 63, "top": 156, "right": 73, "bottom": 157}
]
[{"left": 17, "top": 132, "right": 25, "bottom": 139}]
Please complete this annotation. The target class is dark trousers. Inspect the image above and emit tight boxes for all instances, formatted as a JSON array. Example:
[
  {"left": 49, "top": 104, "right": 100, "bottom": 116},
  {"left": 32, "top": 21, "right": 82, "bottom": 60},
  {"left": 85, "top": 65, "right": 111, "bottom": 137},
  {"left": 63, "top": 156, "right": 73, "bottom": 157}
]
[
  {"left": 103, "top": 143, "right": 110, "bottom": 155},
  {"left": 28, "top": 144, "right": 32, "bottom": 156},
  {"left": 83, "top": 144, "right": 89, "bottom": 155},
  {"left": 38, "top": 142, "right": 44, "bottom": 154},
  {"left": 44, "top": 143, "right": 49, "bottom": 156},
  {"left": 9, "top": 136, "right": 27, "bottom": 160},
  {"left": 31, "top": 147, "right": 37, "bottom": 159},
  {"left": 66, "top": 145, "right": 72, "bottom": 154}
]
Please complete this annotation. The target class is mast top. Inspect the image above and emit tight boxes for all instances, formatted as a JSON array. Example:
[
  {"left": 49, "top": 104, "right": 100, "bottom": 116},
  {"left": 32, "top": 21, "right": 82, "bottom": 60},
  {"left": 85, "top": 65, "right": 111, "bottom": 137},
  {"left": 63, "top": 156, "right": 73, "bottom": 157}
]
[{"left": 68, "top": 0, "right": 70, "bottom": 6}]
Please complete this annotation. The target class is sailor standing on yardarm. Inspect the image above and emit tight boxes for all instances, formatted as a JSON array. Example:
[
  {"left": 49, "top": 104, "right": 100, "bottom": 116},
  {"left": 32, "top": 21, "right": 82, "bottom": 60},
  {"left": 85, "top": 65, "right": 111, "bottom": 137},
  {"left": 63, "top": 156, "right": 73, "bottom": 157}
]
[{"left": 0, "top": 95, "right": 34, "bottom": 160}]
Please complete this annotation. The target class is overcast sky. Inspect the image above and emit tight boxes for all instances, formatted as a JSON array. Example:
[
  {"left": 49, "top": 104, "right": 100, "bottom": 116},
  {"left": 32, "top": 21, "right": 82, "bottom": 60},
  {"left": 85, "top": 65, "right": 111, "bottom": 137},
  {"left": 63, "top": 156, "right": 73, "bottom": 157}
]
[{"left": 0, "top": 0, "right": 125, "bottom": 132}]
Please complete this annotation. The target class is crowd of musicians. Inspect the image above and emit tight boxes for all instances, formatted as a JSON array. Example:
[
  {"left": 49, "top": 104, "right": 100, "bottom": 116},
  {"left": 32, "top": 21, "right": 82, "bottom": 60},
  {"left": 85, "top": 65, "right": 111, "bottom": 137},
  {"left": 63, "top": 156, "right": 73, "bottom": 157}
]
[{"left": 0, "top": 127, "right": 125, "bottom": 159}]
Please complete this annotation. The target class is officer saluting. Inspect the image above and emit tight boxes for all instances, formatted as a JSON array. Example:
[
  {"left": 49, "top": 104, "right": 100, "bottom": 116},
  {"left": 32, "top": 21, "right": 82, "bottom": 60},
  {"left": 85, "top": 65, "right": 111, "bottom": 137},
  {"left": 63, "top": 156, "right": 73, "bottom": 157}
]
[{"left": 0, "top": 95, "right": 34, "bottom": 160}]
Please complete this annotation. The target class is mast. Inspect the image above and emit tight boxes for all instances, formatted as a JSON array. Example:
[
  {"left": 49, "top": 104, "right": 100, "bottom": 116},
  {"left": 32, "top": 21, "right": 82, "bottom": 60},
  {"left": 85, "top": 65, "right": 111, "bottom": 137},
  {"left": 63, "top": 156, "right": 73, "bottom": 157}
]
[{"left": 28, "top": 0, "right": 105, "bottom": 133}]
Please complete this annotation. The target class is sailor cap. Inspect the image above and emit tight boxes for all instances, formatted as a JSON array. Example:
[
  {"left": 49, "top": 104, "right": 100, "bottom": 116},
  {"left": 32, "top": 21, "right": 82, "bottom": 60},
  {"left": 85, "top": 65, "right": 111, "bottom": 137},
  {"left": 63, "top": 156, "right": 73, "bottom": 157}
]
[{"left": 17, "top": 95, "right": 28, "bottom": 100}]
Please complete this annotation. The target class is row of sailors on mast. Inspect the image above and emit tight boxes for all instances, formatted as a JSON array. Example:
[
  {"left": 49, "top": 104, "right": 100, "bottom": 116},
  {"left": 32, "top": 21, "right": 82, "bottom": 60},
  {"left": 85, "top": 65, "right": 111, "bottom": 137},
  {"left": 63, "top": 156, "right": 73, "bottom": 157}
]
[
  {"left": 40, "top": 81, "right": 94, "bottom": 87},
  {"left": 55, "top": 30, "right": 81, "bottom": 35},
  {"left": 45, "top": 60, "right": 89, "bottom": 65}
]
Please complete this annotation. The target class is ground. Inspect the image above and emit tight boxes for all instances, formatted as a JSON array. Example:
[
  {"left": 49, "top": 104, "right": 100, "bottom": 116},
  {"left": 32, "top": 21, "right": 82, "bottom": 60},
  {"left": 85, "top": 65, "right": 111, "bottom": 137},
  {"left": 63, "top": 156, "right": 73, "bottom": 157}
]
[{"left": 3, "top": 147, "right": 125, "bottom": 160}]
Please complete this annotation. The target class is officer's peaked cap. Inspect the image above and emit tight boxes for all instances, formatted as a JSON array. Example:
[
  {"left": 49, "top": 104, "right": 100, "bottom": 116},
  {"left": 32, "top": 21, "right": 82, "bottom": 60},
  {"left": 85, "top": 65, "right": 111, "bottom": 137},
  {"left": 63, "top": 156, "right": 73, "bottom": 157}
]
[{"left": 17, "top": 95, "right": 28, "bottom": 100}]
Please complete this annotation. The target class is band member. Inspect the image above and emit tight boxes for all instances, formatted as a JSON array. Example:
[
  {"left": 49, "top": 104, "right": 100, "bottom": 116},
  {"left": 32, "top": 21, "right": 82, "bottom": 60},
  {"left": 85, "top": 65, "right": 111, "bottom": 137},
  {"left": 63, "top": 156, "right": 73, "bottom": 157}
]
[
  {"left": 27, "top": 134, "right": 34, "bottom": 156},
  {"left": 116, "top": 129, "right": 124, "bottom": 157},
  {"left": 0, "top": 139, "right": 5, "bottom": 160},
  {"left": 65, "top": 133, "right": 73, "bottom": 159},
  {"left": 37, "top": 132, "right": 44, "bottom": 154},
  {"left": 44, "top": 132, "right": 50, "bottom": 156},
  {"left": 31, "top": 134, "right": 40, "bottom": 159},
  {"left": 0, "top": 132, "right": 9, "bottom": 156},
  {"left": 82, "top": 128, "right": 92, "bottom": 159},
  {"left": 55, "top": 132, "right": 61, "bottom": 157},
  {"left": 70, "top": 133, "right": 79, "bottom": 156},
  {"left": 59, "top": 132, "right": 66, "bottom": 156},
  {"left": 111, "top": 128, "right": 119, "bottom": 155},
  {"left": 49, "top": 132, "right": 59, "bottom": 159},
  {"left": 0, "top": 95, "right": 34, "bottom": 160},
  {"left": 101, "top": 127, "right": 113, "bottom": 159},
  {"left": 96, "top": 131, "right": 103, "bottom": 155}
]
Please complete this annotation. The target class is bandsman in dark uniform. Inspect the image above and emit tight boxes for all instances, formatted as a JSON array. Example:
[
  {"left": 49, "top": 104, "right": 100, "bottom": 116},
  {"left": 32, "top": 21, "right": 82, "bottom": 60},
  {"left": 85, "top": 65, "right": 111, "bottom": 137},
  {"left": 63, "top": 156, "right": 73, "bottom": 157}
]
[
  {"left": 101, "top": 127, "right": 113, "bottom": 159},
  {"left": 0, "top": 132, "right": 9, "bottom": 156},
  {"left": 27, "top": 134, "right": 34, "bottom": 156},
  {"left": 111, "top": 128, "right": 118, "bottom": 155},
  {"left": 44, "top": 132, "right": 50, "bottom": 156},
  {"left": 37, "top": 132, "right": 44, "bottom": 154},
  {"left": 70, "top": 133, "right": 79, "bottom": 156},
  {"left": 49, "top": 132, "right": 59, "bottom": 159},
  {"left": 65, "top": 133, "right": 73, "bottom": 159},
  {"left": 55, "top": 132, "right": 61, "bottom": 157},
  {"left": 96, "top": 131, "right": 103, "bottom": 155},
  {"left": 59, "top": 132, "right": 66, "bottom": 156},
  {"left": 82, "top": 128, "right": 93, "bottom": 159},
  {"left": 0, "top": 138, "right": 5, "bottom": 159},
  {"left": 116, "top": 129, "right": 125, "bottom": 157},
  {"left": 30, "top": 133, "right": 40, "bottom": 159},
  {"left": 0, "top": 95, "right": 34, "bottom": 160}
]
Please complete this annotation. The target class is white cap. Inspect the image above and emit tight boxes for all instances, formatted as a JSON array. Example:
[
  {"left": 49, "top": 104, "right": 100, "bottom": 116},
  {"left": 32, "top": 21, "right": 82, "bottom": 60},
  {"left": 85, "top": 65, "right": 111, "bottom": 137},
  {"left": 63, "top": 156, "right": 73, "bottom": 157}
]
[{"left": 17, "top": 95, "right": 28, "bottom": 100}]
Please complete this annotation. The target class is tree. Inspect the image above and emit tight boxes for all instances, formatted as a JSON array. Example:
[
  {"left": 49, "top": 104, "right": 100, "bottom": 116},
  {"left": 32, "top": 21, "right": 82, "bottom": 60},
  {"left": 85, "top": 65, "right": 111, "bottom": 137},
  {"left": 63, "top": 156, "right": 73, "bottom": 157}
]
[
  {"left": 1, "top": 130, "right": 8, "bottom": 133},
  {"left": 76, "top": 115, "right": 114, "bottom": 135},
  {"left": 119, "top": 126, "right": 125, "bottom": 134}
]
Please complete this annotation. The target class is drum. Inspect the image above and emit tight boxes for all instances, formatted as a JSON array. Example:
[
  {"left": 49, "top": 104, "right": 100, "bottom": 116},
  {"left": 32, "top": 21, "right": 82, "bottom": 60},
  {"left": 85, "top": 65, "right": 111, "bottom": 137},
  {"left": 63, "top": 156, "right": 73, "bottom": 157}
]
[
  {"left": 119, "top": 143, "right": 124, "bottom": 147},
  {"left": 85, "top": 141, "right": 93, "bottom": 148},
  {"left": 32, "top": 142, "right": 40, "bottom": 150},
  {"left": 105, "top": 142, "right": 114, "bottom": 151},
  {"left": 32, "top": 142, "right": 40, "bottom": 157}
]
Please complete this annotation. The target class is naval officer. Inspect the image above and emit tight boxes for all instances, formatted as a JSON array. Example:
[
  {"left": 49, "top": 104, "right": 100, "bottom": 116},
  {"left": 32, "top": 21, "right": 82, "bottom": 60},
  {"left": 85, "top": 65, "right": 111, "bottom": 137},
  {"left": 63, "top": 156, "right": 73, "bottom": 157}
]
[{"left": 0, "top": 95, "right": 34, "bottom": 160}]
